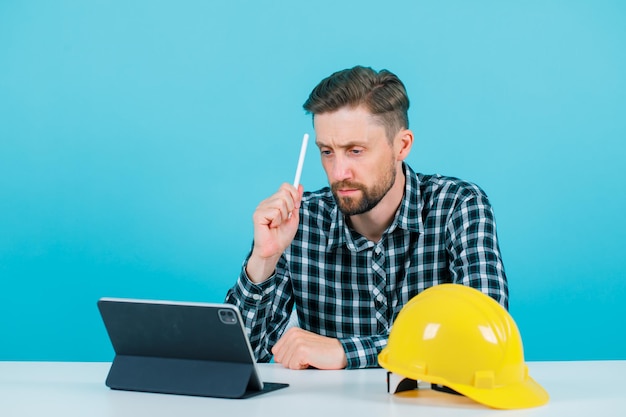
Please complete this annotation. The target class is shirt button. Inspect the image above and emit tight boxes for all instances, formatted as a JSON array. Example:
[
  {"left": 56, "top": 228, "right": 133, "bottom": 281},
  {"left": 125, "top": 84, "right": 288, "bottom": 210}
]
[{"left": 252, "top": 294, "right": 261, "bottom": 301}]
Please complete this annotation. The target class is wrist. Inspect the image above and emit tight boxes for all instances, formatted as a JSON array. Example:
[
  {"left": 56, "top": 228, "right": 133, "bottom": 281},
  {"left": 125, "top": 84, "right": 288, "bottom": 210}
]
[{"left": 245, "top": 252, "right": 281, "bottom": 284}]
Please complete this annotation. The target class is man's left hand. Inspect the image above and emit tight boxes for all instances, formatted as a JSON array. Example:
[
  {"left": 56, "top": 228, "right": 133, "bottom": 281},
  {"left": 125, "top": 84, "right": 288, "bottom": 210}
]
[{"left": 271, "top": 328, "right": 348, "bottom": 370}]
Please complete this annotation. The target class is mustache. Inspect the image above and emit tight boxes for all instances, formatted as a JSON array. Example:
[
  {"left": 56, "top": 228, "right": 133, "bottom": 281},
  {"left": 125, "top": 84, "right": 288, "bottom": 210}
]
[{"left": 331, "top": 181, "right": 365, "bottom": 192}]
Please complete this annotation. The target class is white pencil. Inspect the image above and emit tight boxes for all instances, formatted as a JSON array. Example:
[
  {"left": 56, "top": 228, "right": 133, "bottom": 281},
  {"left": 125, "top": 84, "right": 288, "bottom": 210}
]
[{"left": 293, "top": 133, "right": 309, "bottom": 188}]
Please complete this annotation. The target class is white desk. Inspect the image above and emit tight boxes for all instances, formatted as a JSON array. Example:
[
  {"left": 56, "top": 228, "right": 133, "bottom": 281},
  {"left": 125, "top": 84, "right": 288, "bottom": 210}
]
[{"left": 0, "top": 361, "right": 623, "bottom": 416}]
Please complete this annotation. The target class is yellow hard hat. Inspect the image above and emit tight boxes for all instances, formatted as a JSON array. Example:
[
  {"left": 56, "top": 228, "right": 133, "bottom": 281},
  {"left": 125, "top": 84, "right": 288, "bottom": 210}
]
[{"left": 378, "top": 284, "right": 549, "bottom": 409}]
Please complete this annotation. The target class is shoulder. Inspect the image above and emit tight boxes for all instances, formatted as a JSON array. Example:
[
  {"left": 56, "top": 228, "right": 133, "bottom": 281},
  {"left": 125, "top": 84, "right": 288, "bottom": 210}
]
[
  {"left": 417, "top": 173, "right": 490, "bottom": 206},
  {"left": 408, "top": 171, "right": 499, "bottom": 233}
]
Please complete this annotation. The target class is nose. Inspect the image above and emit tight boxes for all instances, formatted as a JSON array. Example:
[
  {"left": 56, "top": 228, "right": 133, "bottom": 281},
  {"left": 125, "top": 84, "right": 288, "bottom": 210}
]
[{"left": 330, "top": 154, "right": 352, "bottom": 182}]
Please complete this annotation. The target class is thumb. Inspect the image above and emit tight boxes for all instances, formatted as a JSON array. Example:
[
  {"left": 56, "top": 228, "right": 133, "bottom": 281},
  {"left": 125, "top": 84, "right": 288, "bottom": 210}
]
[{"left": 295, "top": 184, "right": 304, "bottom": 209}]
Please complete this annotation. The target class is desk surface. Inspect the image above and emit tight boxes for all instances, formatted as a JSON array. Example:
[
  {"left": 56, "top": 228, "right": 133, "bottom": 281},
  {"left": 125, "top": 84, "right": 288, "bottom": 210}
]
[{"left": 1, "top": 360, "right": 624, "bottom": 416}]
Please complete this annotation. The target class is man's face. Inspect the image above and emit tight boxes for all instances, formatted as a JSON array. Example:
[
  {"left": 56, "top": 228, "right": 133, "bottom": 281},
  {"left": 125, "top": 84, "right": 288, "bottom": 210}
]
[{"left": 314, "top": 106, "right": 398, "bottom": 216}]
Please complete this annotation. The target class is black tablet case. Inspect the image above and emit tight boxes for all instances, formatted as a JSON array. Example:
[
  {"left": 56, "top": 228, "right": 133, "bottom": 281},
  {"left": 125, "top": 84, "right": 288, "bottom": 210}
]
[{"left": 97, "top": 299, "right": 288, "bottom": 399}]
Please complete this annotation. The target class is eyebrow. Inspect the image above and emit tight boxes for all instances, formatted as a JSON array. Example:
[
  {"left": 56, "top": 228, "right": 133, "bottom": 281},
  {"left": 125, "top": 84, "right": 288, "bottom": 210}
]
[{"left": 315, "top": 140, "right": 367, "bottom": 149}]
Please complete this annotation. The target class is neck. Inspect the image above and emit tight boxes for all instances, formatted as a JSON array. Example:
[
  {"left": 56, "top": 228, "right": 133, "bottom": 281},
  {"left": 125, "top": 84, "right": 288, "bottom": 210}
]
[{"left": 348, "top": 164, "right": 406, "bottom": 242}]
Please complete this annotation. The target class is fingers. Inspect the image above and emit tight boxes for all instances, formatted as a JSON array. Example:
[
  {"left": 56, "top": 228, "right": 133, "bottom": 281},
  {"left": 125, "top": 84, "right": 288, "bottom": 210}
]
[
  {"left": 272, "top": 328, "right": 347, "bottom": 370},
  {"left": 272, "top": 328, "right": 311, "bottom": 370},
  {"left": 254, "top": 183, "right": 301, "bottom": 229}
]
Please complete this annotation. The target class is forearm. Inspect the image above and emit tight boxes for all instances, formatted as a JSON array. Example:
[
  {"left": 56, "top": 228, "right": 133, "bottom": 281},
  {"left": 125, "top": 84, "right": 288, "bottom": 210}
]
[
  {"left": 225, "top": 257, "right": 294, "bottom": 361},
  {"left": 225, "top": 270, "right": 273, "bottom": 362}
]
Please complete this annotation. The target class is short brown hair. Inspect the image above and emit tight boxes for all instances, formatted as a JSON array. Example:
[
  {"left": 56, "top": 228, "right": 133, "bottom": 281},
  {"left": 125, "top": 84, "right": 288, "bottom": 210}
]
[{"left": 303, "top": 66, "right": 410, "bottom": 140}]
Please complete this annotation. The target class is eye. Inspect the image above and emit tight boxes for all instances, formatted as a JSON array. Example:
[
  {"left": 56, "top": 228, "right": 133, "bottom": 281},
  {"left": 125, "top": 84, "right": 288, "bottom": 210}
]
[
  {"left": 320, "top": 149, "right": 333, "bottom": 156},
  {"left": 350, "top": 148, "right": 364, "bottom": 155}
]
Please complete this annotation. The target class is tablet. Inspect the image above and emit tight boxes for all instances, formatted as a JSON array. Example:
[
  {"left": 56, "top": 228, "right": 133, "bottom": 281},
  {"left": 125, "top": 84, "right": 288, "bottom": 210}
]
[{"left": 97, "top": 297, "right": 288, "bottom": 399}]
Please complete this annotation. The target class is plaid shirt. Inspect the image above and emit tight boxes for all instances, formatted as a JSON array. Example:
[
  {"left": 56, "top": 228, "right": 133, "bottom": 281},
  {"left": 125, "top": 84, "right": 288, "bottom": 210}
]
[{"left": 226, "top": 163, "right": 508, "bottom": 369}]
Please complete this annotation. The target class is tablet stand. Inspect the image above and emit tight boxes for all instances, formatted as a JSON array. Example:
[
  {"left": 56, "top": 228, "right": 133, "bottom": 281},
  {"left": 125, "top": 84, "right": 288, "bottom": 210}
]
[{"left": 106, "top": 355, "right": 288, "bottom": 399}]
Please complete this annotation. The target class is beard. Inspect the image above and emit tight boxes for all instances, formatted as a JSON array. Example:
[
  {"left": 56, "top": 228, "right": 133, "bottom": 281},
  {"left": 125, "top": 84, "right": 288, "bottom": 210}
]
[{"left": 331, "top": 160, "right": 397, "bottom": 216}]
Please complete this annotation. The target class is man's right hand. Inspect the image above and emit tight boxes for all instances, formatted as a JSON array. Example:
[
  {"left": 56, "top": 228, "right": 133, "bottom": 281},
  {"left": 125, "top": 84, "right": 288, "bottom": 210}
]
[{"left": 245, "top": 183, "right": 303, "bottom": 284}]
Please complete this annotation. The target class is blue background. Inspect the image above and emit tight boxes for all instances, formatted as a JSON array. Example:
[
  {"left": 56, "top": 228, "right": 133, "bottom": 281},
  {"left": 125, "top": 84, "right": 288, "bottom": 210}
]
[{"left": 1, "top": 1, "right": 624, "bottom": 361}]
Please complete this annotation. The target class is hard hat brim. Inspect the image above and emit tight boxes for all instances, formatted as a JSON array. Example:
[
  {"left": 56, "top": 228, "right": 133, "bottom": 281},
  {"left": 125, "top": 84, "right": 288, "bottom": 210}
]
[{"left": 444, "top": 375, "right": 550, "bottom": 410}]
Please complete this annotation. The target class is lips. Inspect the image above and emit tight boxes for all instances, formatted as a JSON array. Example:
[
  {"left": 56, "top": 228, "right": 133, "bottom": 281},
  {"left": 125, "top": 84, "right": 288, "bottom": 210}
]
[{"left": 336, "top": 188, "right": 359, "bottom": 197}]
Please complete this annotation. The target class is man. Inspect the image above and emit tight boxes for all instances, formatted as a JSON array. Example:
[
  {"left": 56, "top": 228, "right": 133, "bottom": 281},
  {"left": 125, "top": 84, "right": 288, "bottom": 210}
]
[{"left": 226, "top": 65, "right": 508, "bottom": 370}]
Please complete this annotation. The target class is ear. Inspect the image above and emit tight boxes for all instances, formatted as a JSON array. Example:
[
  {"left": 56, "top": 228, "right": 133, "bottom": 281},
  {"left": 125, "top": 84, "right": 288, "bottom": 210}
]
[{"left": 395, "top": 129, "right": 414, "bottom": 161}]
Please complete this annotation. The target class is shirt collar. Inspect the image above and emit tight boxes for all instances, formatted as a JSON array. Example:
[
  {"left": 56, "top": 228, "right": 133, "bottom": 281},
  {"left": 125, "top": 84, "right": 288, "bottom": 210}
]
[
  {"left": 327, "top": 162, "right": 425, "bottom": 251},
  {"left": 396, "top": 162, "right": 424, "bottom": 234}
]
